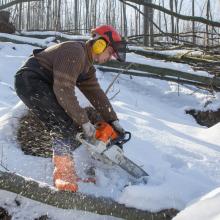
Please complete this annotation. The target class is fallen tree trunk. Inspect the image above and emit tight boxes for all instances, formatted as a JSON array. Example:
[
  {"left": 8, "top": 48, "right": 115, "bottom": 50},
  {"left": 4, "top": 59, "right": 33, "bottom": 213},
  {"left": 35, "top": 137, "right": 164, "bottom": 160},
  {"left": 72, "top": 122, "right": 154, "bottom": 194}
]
[
  {"left": 0, "top": 171, "right": 178, "bottom": 220},
  {"left": 128, "top": 48, "right": 220, "bottom": 64},
  {"left": 0, "top": 33, "right": 88, "bottom": 47},
  {"left": 0, "top": 34, "right": 55, "bottom": 47},
  {"left": 98, "top": 61, "right": 220, "bottom": 91},
  {"left": 96, "top": 66, "right": 220, "bottom": 92}
]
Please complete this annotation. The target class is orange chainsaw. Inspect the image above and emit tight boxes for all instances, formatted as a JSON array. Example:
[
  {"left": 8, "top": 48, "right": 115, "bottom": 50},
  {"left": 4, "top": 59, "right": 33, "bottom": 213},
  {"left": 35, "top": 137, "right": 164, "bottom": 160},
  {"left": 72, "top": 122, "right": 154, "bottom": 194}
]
[{"left": 76, "top": 121, "right": 149, "bottom": 179}]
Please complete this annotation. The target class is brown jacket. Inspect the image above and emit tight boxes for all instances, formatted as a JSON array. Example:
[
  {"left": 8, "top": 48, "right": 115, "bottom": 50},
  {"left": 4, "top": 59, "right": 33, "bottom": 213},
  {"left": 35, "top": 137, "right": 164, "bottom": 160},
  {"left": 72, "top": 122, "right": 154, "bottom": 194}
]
[{"left": 34, "top": 41, "right": 118, "bottom": 126}]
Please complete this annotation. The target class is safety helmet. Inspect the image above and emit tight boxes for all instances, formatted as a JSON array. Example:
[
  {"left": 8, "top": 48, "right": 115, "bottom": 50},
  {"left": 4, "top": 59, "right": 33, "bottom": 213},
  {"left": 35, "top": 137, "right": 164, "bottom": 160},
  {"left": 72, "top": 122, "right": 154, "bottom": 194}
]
[{"left": 91, "top": 25, "right": 126, "bottom": 62}]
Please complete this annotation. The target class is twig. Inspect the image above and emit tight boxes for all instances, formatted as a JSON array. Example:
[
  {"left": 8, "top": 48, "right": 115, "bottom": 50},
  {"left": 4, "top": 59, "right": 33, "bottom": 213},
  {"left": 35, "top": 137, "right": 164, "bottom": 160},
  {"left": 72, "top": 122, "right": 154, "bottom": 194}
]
[
  {"left": 109, "top": 89, "right": 120, "bottom": 101},
  {"left": 0, "top": 143, "right": 9, "bottom": 171},
  {"left": 105, "top": 63, "right": 134, "bottom": 95}
]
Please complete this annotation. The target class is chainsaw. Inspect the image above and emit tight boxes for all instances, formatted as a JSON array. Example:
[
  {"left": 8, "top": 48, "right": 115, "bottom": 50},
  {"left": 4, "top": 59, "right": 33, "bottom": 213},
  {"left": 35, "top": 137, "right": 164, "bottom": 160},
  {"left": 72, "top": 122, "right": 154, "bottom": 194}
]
[{"left": 76, "top": 121, "right": 149, "bottom": 180}]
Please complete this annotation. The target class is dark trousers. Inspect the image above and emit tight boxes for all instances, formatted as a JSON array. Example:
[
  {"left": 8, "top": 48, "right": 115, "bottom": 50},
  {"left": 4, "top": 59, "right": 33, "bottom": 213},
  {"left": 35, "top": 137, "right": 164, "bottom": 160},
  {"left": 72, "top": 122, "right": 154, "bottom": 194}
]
[{"left": 14, "top": 57, "right": 80, "bottom": 152}]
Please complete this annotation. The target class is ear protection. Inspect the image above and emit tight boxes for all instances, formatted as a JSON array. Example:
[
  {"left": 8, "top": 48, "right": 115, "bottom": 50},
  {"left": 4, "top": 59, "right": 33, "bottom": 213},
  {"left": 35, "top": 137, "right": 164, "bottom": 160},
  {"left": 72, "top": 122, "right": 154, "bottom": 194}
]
[{"left": 92, "top": 38, "right": 107, "bottom": 54}]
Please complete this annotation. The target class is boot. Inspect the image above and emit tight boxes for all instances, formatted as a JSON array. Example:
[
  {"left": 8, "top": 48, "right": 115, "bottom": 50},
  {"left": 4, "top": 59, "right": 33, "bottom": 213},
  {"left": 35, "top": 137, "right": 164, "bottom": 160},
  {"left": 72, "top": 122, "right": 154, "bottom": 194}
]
[{"left": 53, "top": 154, "right": 78, "bottom": 192}]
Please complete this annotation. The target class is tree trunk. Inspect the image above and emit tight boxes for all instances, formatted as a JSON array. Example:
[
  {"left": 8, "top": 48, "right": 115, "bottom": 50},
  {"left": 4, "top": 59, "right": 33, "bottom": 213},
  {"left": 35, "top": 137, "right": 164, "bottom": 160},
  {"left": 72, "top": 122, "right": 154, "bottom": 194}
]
[
  {"left": 205, "top": 0, "right": 210, "bottom": 48},
  {"left": 56, "top": 0, "right": 61, "bottom": 31},
  {"left": 162, "top": 0, "right": 168, "bottom": 42},
  {"left": 26, "top": 1, "right": 30, "bottom": 30},
  {"left": 143, "top": 4, "right": 149, "bottom": 46},
  {"left": 122, "top": 2, "right": 127, "bottom": 37},
  {"left": 192, "top": 0, "right": 195, "bottom": 45},
  {"left": 18, "top": 1, "right": 22, "bottom": 30},
  {"left": 0, "top": 171, "right": 178, "bottom": 220},
  {"left": 74, "top": 0, "right": 78, "bottom": 32},
  {"left": 98, "top": 60, "right": 220, "bottom": 91},
  {"left": 149, "top": 4, "right": 154, "bottom": 46},
  {"left": 170, "top": 0, "right": 175, "bottom": 42}
]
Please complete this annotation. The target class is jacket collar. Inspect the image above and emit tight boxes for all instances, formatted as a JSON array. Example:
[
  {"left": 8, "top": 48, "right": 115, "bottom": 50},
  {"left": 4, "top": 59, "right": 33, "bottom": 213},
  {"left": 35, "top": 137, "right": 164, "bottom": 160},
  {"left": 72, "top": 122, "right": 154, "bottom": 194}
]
[{"left": 85, "top": 41, "right": 93, "bottom": 65}]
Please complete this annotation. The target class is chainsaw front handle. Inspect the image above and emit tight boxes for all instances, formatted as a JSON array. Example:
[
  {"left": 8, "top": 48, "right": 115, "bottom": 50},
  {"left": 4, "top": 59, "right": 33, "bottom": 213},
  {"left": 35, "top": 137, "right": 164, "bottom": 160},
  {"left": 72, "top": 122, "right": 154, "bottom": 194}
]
[
  {"left": 109, "top": 131, "right": 131, "bottom": 148},
  {"left": 123, "top": 131, "right": 131, "bottom": 143}
]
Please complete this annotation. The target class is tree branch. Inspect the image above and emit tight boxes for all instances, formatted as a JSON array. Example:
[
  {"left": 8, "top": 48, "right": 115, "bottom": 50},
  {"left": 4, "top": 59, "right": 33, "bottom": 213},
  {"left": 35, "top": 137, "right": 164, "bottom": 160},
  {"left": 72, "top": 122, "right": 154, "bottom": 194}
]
[
  {"left": 0, "top": 0, "right": 43, "bottom": 10},
  {"left": 121, "top": 0, "right": 220, "bottom": 28}
]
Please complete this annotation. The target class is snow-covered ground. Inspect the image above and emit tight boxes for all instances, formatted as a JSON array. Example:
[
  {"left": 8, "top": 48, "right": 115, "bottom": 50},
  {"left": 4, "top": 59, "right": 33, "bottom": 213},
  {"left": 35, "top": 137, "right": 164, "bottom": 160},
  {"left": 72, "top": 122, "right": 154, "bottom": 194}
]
[{"left": 0, "top": 37, "right": 220, "bottom": 219}]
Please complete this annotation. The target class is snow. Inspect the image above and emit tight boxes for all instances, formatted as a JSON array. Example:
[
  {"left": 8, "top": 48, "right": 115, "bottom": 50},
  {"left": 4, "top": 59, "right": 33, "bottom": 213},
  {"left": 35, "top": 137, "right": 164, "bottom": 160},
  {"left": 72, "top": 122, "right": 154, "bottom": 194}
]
[
  {"left": 173, "top": 187, "right": 220, "bottom": 220},
  {"left": 0, "top": 40, "right": 220, "bottom": 219},
  {"left": 0, "top": 33, "right": 56, "bottom": 47},
  {"left": 0, "top": 190, "right": 118, "bottom": 220},
  {"left": 19, "top": 30, "right": 91, "bottom": 41}
]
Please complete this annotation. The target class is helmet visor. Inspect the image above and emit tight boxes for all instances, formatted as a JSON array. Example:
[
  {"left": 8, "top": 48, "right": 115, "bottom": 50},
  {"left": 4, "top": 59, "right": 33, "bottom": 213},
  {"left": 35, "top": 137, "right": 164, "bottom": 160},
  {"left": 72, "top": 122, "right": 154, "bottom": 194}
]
[{"left": 111, "top": 40, "right": 127, "bottom": 62}]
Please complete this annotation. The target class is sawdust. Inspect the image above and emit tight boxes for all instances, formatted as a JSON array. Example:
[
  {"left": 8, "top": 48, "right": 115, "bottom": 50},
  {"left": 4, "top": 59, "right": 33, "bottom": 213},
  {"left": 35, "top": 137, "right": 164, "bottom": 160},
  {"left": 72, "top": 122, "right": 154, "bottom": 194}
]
[{"left": 16, "top": 107, "right": 102, "bottom": 158}]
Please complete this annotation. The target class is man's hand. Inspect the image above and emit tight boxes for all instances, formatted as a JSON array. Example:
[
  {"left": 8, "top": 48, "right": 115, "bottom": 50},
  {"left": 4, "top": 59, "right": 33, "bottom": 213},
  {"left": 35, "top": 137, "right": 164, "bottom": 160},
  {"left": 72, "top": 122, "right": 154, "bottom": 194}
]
[
  {"left": 111, "top": 120, "right": 125, "bottom": 134},
  {"left": 82, "top": 121, "right": 96, "bottom": 139}
]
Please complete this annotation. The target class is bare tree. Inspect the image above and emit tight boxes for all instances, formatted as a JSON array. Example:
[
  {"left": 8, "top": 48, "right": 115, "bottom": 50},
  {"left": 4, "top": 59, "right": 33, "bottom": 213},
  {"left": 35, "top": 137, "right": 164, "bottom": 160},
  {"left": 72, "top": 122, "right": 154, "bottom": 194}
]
[
  {"left": 205, "top": 0, "right": 210, "bottom": 47},
  {"left": 170, "top": 0, "right": 174, "bottom": 42},
  {"left": 192, "top": 0, "right": 195, "bottom": 45},
  {"left": 74, "top": 0, "right": 78, "bottom": 32},
  {"left": 18, "top": 1, "right": 22, "bottom": 30},
  {"left": 122, "top": 1, "right": 127, "bottom": 37},
  {"left": 143, "top": 0, "right": 153, "bottom": 46}
]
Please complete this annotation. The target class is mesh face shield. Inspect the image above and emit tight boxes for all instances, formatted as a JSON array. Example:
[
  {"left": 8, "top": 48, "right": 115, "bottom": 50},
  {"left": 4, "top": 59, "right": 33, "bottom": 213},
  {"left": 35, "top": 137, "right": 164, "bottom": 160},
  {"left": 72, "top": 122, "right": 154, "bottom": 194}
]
[{"left": 111, "top": 40, "right": 127, "bottom": 62}]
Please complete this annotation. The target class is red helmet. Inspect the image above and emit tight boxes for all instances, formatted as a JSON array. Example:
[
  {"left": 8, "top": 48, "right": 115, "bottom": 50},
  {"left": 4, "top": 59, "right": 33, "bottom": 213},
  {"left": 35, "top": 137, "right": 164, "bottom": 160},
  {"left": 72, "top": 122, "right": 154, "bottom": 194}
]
[
  {"left": 91, "top": 25, "right": 121, "bottom": 43},
  {"left": 91, "top": 25, "right": 126, "bottom": 62}
]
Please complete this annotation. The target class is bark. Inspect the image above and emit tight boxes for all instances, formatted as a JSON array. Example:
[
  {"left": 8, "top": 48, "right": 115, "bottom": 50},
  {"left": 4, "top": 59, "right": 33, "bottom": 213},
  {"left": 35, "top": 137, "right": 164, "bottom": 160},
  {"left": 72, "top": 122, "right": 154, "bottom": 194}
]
[
  {"left": 122, "top": 1, "right": 127, "bottom": 37},
  {"left": 143, "top": 0, "right": 153, "bottom": 46},
  {"left": 192, "top": 0, "right": 195, "bottom": 45},
  {"left": 46, "top": 0, "right": 51, "bottom": 30},
  {"left": 149, "top": 4, "right": 154, "bottom": 46},
  {"left": 85, "top": 0, "right": 89, "bottom": 31},
  {"left": 18, "top": 1, "right": 22, "bottom": 30},
  {"left": 162, "top": 0, "right": 168, "bottom": 42},
  {"left": 56, "top": 0, "right": 61, "bottom": 31},
  {"left": 205, "top": 0, "right": 210, "bottom": 47},
  {"left": 26, "top": 1, "right": 30, "bottom": 30},
  {"left": 143, "top": 5, "right": 149, "bottom": 46},
  {"left": 170, "top": 0, "right": 174, "bottom": 42},
  {"left": 74, "top": 0, "right": 79, "bottom": 33},
  {"left": 0, "top": 171, "right": 178, "bottom": 220},
  {"left": 174, "top": 0, "right": 179, "bottom": 43}
]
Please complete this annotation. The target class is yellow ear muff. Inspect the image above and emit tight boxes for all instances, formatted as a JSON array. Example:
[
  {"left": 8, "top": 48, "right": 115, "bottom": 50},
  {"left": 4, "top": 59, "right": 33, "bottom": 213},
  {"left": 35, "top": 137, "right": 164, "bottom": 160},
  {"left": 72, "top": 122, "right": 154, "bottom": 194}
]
[{"left": 92, "top": 39, "right": 107, "bottom": 54}]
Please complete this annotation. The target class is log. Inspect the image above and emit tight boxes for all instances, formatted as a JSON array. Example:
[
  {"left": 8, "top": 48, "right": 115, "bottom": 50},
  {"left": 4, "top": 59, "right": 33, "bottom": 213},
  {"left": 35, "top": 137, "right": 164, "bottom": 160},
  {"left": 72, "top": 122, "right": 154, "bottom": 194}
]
[
  {"left": 96, "top": 66, "right": 220, "bottom": 92},
  {"left": 127, "top": 48, "right": 220, "bottom": 64},
  {"left": 0, "top": 34, "right": 55, "bottom": 47},
  {"left": 98, "top": 61, "right": 220, "bottom": 91},
  {"left": 0, "top": 171, "right": 178, "bottom": 220}
]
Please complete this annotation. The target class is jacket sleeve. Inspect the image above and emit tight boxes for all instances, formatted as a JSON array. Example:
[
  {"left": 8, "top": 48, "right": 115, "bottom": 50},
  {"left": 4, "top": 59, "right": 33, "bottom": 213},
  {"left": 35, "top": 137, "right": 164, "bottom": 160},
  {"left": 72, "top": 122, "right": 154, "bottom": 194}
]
[
  {"left": 53, "top": 48, "right": 89, "bottom": 126},
  {"left": 77, "top": 66, "right": 118, "bottom": 123}
]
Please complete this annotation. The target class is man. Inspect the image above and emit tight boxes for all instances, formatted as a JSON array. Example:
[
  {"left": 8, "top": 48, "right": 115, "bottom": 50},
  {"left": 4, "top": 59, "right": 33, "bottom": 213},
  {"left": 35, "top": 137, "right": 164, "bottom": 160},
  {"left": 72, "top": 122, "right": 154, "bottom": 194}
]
[{"left": 14, "top": 25, "right": 126, "bottom": 192}]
